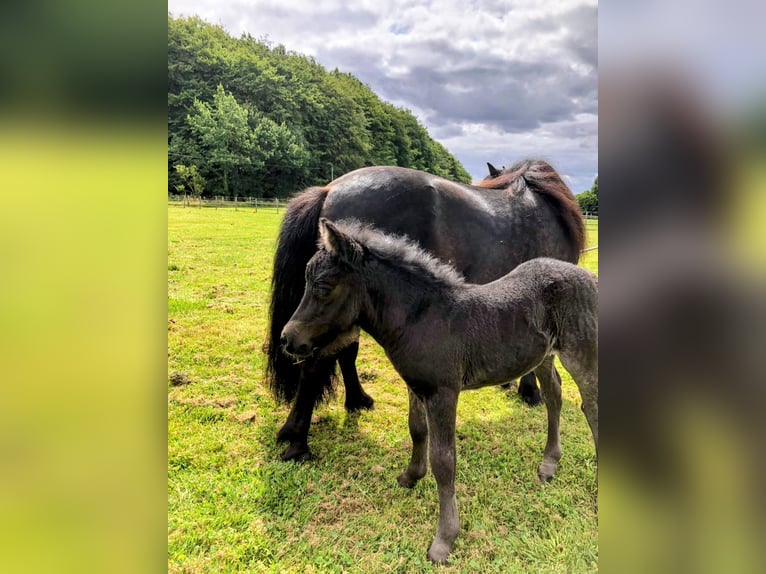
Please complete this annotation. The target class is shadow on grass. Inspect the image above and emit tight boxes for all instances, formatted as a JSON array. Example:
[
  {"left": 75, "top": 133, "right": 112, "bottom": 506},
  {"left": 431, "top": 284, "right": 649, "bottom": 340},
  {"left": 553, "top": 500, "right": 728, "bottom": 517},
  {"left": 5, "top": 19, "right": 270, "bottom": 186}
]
[{"left": 240, "top": 368, "right": 596, "bottom": 560}]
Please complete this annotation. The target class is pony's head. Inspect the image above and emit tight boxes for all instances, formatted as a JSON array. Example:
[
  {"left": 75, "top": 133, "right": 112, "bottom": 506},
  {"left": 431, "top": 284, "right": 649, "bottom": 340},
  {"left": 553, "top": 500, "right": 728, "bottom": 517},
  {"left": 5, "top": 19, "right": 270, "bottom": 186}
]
[{"left": 280, "top": 219, "right": 365, "bottom": 360}]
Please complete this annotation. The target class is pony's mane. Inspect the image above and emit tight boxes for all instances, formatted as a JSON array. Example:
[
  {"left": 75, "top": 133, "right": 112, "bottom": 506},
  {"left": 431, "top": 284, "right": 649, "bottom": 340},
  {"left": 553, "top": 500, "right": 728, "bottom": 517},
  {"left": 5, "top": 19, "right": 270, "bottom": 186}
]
[
  {"left": 332, "top": 219, "right": 465, "bottom": 287},
  {"left": 478, "top": 159, "right": 586, "bottom": 259}
]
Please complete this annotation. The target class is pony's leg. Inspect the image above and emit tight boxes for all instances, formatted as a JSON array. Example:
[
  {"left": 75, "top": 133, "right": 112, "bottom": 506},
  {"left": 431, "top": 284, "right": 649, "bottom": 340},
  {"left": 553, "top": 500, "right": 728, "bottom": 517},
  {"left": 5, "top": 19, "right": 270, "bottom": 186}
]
[
  {"left": 424, "top": 389, "right": 460, "bottom": 564},
  {"left": 397, "top": 389, "right": 428, "bottom": 488},
  {"left": 518, "top": 372, "right": 542, "bottom": 406},
  {"left": 276, "top": 356, "right": 335, "bottom": 462},
  {"left": 338, "top": 341, "right": 374, "bottom": 412},
  {"left": 534, "top": 357, "right": 563, "bottom": 482}
]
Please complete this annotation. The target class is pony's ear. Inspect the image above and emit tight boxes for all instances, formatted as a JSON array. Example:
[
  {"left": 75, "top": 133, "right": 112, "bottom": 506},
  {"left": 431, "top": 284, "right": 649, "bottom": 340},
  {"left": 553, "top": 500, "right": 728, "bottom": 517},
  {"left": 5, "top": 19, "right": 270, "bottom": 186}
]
[
  {"left": 487, "top": 162, "right": 501, "bottom": 178},
  {"left": 319, "top": 218, "right": 364, "bottom": 267}
]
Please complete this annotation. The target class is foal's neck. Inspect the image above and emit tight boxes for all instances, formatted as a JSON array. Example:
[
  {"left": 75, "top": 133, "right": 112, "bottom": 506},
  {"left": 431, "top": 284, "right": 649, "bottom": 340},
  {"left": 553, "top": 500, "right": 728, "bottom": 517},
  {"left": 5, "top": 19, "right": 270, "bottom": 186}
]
[{"left": 358, "top": 257, "right": 462, "bottom": 351}]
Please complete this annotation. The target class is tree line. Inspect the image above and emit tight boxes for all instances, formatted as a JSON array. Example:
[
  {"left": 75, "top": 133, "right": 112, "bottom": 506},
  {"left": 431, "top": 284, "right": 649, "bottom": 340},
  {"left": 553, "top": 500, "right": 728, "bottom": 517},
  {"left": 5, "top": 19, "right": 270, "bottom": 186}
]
[
  {"left": 576, "top": 176, "right": 598, "bottom": 215},
  {"left": 168, "top": 15, "right": 472, "bottom": 198}
]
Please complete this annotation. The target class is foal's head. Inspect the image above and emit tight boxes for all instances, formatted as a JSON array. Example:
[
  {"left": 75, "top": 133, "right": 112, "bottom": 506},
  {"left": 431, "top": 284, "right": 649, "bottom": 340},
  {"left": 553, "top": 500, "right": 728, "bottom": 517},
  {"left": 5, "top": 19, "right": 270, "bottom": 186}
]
[{"left": 280, "top": 219, "right": 365, "bottom": 360}]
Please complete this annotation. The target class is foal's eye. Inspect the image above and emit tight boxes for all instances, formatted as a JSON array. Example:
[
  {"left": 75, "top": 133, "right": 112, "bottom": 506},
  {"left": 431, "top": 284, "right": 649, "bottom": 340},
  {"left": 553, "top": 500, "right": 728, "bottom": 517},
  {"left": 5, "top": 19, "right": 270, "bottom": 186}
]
[{"left": 312, "top": 283, "right": 333, "bottom": 298}]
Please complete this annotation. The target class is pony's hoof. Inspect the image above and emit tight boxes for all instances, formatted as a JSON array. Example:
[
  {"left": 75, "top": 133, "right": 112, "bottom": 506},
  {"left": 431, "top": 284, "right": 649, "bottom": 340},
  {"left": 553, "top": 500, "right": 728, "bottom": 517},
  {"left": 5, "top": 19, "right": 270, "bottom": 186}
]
[
  {"left": 276, "top": 424, "right": 301, "bottom": 444},
  {"left": 345, "top": 393, "right": 375, "bottom": 412},
  {"left": 427, "top": 540, "right": 452, "bottom": 564},
  {"left": 281, "top": 443, "right": 312, "bottom": 462},
  {"left": 396, "top": 471, "right": 419, "bottom": 489},
  {"left": 520, "top": 387, "right": 542, "bottom": 407}
]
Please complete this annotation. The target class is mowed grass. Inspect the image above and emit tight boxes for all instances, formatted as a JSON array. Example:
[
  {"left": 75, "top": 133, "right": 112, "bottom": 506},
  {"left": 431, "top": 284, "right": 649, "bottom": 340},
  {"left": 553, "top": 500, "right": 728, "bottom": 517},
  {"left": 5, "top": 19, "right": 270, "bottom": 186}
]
[{"left": 168, "top": 206, "right": 599, "bottom": 573}]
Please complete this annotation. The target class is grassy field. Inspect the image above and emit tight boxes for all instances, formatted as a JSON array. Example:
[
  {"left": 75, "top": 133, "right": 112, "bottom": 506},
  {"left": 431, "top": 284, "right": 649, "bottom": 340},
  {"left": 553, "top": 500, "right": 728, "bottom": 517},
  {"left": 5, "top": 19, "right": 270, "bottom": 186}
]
[{"left": 168, "top": 206, "right": 598, "bottom": 573}]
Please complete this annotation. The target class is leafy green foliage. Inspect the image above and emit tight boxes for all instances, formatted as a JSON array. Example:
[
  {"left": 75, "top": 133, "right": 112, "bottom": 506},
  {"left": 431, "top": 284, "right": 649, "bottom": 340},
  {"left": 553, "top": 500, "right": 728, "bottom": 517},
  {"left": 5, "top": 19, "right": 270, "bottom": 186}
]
[
  {"left": 186, "top": 84, "right": 254, "bottom": 195},
  {"left": 577, "top": 177, "right": 598, "bottom": 215},
  {"left": 168, "top": 15, "right": 471, "bottom": 197},
  {"left": 174, "top": 164, "right": 206, "bottom": 197}
]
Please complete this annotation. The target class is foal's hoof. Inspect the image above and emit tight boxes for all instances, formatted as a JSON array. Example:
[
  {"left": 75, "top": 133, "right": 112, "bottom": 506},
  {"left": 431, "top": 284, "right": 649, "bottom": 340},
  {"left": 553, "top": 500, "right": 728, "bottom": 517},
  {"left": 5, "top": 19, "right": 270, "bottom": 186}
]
[
  {"left": 281, "top": 442, "right": 312, "bottom": 463},
  {"left": 427, "top": 540, "right": 452, "bottom": 564},
  {"left": 345, "top": 392, "right": 375, "bottom": 413},
  {"left": 537, "top": 461, "right": 557, "bottom": 483}
]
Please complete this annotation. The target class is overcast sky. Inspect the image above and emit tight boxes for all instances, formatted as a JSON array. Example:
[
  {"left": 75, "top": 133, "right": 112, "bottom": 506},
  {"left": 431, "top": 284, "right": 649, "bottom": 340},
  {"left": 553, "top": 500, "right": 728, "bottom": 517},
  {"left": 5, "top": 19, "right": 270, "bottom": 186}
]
[
  {"left": 168, "top": 0, "right": 598, "bottom": 192},
  {"left": 599, "top": 0, "right": 766, "bottom": 109}
]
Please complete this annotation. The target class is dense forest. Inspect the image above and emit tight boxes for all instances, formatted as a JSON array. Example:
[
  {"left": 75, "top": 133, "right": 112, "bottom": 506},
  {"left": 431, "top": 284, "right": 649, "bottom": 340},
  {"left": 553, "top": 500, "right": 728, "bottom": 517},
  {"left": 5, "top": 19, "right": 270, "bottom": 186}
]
[{"left": 168, "top": 15, "right": 471, "bottom": 198}]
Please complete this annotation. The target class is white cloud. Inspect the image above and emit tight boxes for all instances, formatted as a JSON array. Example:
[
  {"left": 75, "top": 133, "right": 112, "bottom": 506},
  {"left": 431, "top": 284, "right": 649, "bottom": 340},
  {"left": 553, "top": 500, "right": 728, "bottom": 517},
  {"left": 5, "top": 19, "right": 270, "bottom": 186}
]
[{"left": 168, "top": 0, "right": 597, "bottom": 188}]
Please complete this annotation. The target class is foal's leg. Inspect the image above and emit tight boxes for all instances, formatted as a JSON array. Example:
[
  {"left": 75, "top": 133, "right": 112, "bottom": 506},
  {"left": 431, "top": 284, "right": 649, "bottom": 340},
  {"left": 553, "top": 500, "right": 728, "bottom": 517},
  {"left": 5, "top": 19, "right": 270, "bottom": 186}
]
[
  {"left": 558, "top": 349, "right": 598, "bottom": 510},
  {"left": 558, "top": 351, "right": 598, "bottom": 456},
  {"left": 424, "top": 389, "right": 460, "bottom": 564},
  {"left": 276, "top": 356, "right": 336, "bottom": 462},
  {"left": 338, "top": 341, "right": 375, "bottom": 412},
  {"left": 534, "top": 357, "right": 563, "bottom": 482},
  {"left": 397, "top": 389, "right": 428, "bottom": 488}
]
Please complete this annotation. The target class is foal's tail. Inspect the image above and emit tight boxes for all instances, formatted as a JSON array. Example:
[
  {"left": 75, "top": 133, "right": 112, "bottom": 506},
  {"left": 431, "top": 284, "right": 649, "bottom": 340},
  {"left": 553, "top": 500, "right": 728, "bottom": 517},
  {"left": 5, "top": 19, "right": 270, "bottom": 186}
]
[
  {"left": 483, "top": 159, "right": 586, "bottom": 263},
  {"left": 266, "top": 186, "right": 332, "bottom": 403}
]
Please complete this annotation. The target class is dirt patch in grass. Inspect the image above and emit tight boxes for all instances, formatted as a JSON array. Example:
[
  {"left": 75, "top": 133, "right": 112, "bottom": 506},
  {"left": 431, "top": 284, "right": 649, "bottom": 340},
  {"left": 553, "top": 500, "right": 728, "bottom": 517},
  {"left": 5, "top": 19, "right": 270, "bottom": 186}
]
[
  {"left": 206, "top": 300, "right": 236, "bottom": 313},
  {"left": 169, "top": 392, "right": 238, "bottom": 409},
  {"left": 234, "top": 410, "right": 258, "bottom": 423},
  {"left": 169, "top": 371, "right": 192, "bottom": 386}
]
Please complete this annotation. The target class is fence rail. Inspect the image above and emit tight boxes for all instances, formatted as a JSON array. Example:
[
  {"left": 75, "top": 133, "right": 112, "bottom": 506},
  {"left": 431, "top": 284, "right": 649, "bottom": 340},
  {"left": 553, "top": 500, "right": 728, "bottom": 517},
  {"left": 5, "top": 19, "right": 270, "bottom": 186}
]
[
  {"left": 167, "top": 195, "right": 598, "bottom": 223},
  {"left": 168, "top": 194, "right": 284, "bottom": 211}
]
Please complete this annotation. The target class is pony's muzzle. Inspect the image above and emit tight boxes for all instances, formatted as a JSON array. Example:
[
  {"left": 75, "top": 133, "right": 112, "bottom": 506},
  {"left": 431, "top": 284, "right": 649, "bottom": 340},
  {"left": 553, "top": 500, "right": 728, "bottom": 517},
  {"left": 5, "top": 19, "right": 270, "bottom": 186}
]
[{"left": 280, "top": 323, "right": 312, "bottom": 359}]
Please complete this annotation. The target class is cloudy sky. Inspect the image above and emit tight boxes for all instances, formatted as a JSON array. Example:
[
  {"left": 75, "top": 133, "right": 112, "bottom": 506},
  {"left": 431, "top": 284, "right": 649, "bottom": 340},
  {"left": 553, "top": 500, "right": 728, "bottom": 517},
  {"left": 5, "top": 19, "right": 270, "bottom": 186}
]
[
  {"left": 600, "top": 0, "right": 766, "bottom": 108},
  {"left": 168, "top": 0, "right": 597, "bottom": 193}
]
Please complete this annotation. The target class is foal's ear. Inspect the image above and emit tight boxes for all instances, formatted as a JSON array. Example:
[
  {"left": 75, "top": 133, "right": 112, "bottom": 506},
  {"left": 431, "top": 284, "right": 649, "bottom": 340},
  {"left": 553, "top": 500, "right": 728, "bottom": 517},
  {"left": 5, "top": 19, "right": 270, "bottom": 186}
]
[{"left": 319, "top": 219, "right": 364, "bottom": 267}]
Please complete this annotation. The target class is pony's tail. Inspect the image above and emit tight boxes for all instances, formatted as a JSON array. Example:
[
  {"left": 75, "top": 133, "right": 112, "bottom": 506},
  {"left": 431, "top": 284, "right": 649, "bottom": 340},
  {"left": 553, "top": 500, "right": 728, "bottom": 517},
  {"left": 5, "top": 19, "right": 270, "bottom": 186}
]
[
  {"left": 266, "top": 186, "right": 333, "bottom": 404},
  {"left": 506, "top": 160, "right": 586, "bottom": 263}
]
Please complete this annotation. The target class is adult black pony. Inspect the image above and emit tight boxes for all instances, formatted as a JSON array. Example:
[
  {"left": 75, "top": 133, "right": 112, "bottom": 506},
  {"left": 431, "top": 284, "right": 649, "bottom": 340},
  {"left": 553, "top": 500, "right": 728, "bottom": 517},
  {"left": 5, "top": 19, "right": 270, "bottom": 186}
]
[
  {"left": 281, "top": 219, "right": 598, "bottom": 563},
  {"left": 267, "top": 159, "right": 585, "bottom": 461}
]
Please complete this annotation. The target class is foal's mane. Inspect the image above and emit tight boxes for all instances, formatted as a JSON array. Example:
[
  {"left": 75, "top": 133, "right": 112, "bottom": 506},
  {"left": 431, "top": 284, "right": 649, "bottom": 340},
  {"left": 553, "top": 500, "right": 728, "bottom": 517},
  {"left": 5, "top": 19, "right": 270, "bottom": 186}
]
[
  {"left": 478, "top": 159, "right": 586, "bottom": 257},
  {"left": 332, "top": 220, "right": 465, "bottom": 287}
]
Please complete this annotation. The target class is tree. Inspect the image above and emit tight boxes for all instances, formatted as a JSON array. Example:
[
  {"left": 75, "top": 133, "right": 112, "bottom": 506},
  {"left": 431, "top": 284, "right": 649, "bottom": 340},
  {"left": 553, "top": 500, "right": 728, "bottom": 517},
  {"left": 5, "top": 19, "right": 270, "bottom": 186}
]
[
  {"left": 174, "top": 164, "right": 206, "bottom": 202},
  {"left": 577, "top": 176, "right": 598, "bottom": 215},
  {"left": 250, "top": 116, "right": 309, "bottom": 197},
  {"left": 187, "top": 84, "right": 254, "bottom": 195}
]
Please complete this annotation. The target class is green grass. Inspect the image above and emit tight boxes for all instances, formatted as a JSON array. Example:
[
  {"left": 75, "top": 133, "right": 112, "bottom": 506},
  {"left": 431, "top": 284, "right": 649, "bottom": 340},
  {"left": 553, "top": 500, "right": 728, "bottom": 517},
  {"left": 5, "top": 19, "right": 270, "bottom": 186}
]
[{"left": 168, "top": 205, "right": 599, "bottom": 573}]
